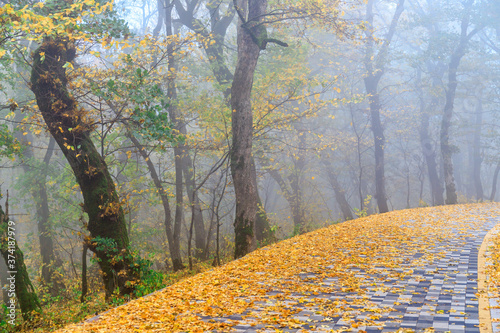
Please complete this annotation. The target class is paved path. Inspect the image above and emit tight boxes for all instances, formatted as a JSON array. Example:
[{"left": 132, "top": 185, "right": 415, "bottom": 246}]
[
  {"left": 63, "top": 205, "right": 500, "bottom": 333},
  {"left": 202, "top": 217, "right": 498, "bottom": 332}
]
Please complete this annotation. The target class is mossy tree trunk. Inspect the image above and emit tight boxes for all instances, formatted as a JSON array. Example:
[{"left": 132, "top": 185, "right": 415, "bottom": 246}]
[
  {"left": 0, "top": 257, "right": 9, "bottom": 306},
  {"left": 0, "top": 201, "right": 41, "bottom": 320},
  {"left": 30, "top": 38, "right": 137, "bottom": 297}
]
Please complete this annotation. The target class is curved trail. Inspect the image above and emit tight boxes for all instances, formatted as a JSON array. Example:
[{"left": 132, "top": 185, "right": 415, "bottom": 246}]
[
  {"left": 220, "top": 213, "right": 497, "bottom": 332},
  {"left": 58, "top": 203, "right": 500, "bottom": 333}
]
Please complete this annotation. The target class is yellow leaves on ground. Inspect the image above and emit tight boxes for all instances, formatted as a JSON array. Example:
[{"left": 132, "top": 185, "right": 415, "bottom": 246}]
[
  {"left": 57, "top": 203, "right": 500, "bottom": 332},
  {"left": 486, "top": 213, "right": 500, "bottom": 298}
]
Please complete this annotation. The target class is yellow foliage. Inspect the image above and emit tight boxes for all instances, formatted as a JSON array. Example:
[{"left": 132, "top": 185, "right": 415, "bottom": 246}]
[{"left": 55, "top": 203, "right": 500, "bottom": 332}]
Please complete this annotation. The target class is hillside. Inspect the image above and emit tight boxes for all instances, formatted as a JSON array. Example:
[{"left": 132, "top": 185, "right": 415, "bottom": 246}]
[{"left": 56, "top": 203, "right": 500, "bottom": 332}]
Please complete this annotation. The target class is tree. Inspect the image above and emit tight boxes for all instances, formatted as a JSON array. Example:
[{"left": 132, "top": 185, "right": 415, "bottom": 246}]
[
  {"left": 154, "top": 0, "right": 209, "bottom": 260},
  {"left": 26, "top": 1, "right": 139, "bottom": 297},
  {"left": 409, "top": 0, "right": 446, "bottom": 206},
  {"left": 31, "top": 38, "right": 138, "bottom": 297},
  {"left": 0, "top": 101, "right": 39, "bottom": 321},
  {"left": 174, "top": 0, "right": 274, "bottom": 246},
  {"left": 13, "top": 121, "right": 65, "bottom": 296},
  {"left": 491, "top": 163, "right": 500, "bottom": 201},
  {"left": 127, "top": 132, "right": 185, "bottom": 270},
  {"left": 440, "top": 0, "right": 482, "bottom": 204},
  {"left": 363, "top": 0, "right": 405, "bottom": 213},
  {"left": 471, "top": 94, "right": 484, "bottom": 201},
  {"left": 416, "top": 64, "right": 445, "bottom": 206},
  {"left": 231, "top": 0, "right": 272, "bottom": 258},
  {"left": 322, "top": 157, "right": 353, "bottom": 220}
]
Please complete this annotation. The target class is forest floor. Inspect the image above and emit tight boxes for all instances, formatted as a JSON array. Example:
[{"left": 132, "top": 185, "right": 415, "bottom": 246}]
[{"left": 56, "top": 203, "right": 500, "bottom": 333}]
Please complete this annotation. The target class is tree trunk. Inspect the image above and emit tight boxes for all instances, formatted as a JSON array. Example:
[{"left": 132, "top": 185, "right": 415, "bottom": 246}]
[
  {"left": 363, "top": 0, "right": 405, "bottom": 213},
  {"left": 323, "top": 160, "right": 353, "bottom": 220},
  {"left": 365, "top": 76, "right": 389, "bottom": 213},
  {"left": 473, "top": 98, "right": 483, "bottom": 201},
  {"left": 466, "top": 121, "right": 475, "bottom": 199},
  {"left": 127, "top": 133, "right": 184, "bottom": 271},
  {"left": 0, "top": 256, "right": 8, "bottom": 306},
  {"left": 175, "top": 0, "right": 273, "bottom": 246},
  {"left": 231, "top": 0, "right": 267, "bottom": 258},
  {"left": 13, "top": 116, "right": 65, "bottom": 295},
  {"left": 157, "top": 0, "right": 207, "bottom": 259},
  {"left": 255, "top": 192, "right": 273, "bottom": 243},
  {"left": 490, "top": 162, "right": 500, "bottom": 201},
  {"left": 417, "top": 66, "right": 445, "bottom": 205},
  {"left": 30, "top": 39, "right": 137, "bottom": 297},
  {"left": 440, "top": 0, "right": 479, "bottom": 205},
  {"left": 421, "top": 117, "right": 444, "bottom": 206},
  {"left": 37, "top": 138, "right": 66, "bottom": 296},
  {"left": 0, "top": 200, "right": 41, "bottom": 320},
  {"left": 289, "top": 130, "right": 306, "bottom": 232},
  {"left": 164, "top": 1, "right": 187, "bottom": 269},
  {"left": 349, "top": 106, "right": 366, "bottom": 211},
  {"left": 182, "top": 154, "right": 207, "bottom": 259},
  {"left": 80, "top": 243, "right": 88, "bottom": 303}
]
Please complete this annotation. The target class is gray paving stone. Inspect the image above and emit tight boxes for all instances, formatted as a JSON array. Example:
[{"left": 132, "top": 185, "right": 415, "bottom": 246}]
[{"left": 200, "top": 218, "right": 499, "bottom": 332}]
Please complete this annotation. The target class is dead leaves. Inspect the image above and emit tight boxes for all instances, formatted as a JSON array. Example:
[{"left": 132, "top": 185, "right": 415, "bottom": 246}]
[{"left": 57, "top": 203, "right": 500, "bottom": 332}]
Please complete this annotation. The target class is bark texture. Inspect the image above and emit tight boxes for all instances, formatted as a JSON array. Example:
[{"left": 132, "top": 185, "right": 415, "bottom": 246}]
[
  {"left": 30, "top": 39, "right": 137, "bottom": 297},
  {"left": 175, "top": 0, "right": 273, "bottom": 245},
  {"left": 231, "top": 0, "right": 267, "bottom": 258}
]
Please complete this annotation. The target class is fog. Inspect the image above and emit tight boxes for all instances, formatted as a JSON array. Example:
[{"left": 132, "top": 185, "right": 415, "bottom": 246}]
[{"left": 0, "top": 0, "right": 499, "bottom": 325}]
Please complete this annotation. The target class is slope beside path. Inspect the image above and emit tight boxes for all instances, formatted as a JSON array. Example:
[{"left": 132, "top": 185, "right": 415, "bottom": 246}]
[{"left": 57, "top": 203, "right": 500, "bottom": 333}]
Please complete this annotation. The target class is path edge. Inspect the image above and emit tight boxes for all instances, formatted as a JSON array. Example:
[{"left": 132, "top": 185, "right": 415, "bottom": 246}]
[{"left": 478, "top": 223, "right": 497, "bottom": 333}]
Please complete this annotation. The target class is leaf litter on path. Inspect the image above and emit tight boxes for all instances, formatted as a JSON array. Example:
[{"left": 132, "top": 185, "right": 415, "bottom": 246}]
[{"left": 57, "top": 203, "right": 500, "bottom": 332}]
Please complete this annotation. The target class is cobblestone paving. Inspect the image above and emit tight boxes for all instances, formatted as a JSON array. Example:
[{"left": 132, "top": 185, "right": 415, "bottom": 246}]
[{"left": 203, "top": 218, "right": 498, "bottom": 333}]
